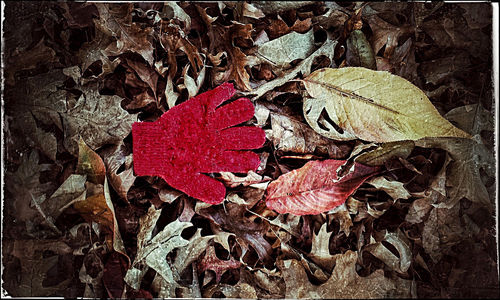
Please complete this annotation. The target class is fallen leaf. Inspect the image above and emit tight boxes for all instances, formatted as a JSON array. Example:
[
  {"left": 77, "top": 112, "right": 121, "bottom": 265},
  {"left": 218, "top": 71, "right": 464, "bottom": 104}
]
[
  {"left": 303, "top": 67, "right": 471, "bottom": 142},
  {"left": 125, "top": 207, "right": 192, "bottom": 296},
  {"left": 366, "top": 176, "right": 410, "bottom": 200},
  {"left": 3, "top": 239, "right": 73, "bottom": 296},
  {"left": 405, "top": 197, "right": 432, "bottom": 224},
  {"left": 308, "top": 223, "right": 335, "bottom": 271},
  {"left": 366, "top": 14, "right": 413, "bottom": 57},
  {"left": 5, "top": 150, "right": 53, "bottom": 223},
  {"left": 256, "top": 30, "right": 315, "bottom": 69},
  {"left": 416, "top": 104, "right": 494, "bottom": 210},
  {"left": 265, "top": 103, "right": 346, "bottom": 157},
  {"left": 76, "top": 138, "right": 106, "bottom": 185},
  {"left": 198, "top": 202, "right": 272, "bottom": 261},
  {"left": 100, "top": 141, "right": 135, "bottom": 201},
  {"left": 198, "top": 245, "right": 241, "bottom": 283},
  {"left": 363, "top": 229, "right": 412, "bottom": 274},
  {"left": 95, "top": 3, "right": 155, "bottom": 65},
  {"left": 422, "top": 204, "right": 464, "bottom": 263},
  {"left": 266, "top": 160, "right": 380, "bottom": 215},
  {"left": 346, "top": 30, "right": 377, "bottom": 69},
  {"left": 355, "top": 141, "right": 415, "bottom": 166},
  {"left": 278, "top": 250, "right": 412, "bottom": 298},
  {"left": 173, "top": 229, "right": 234, "bottom": 277}
]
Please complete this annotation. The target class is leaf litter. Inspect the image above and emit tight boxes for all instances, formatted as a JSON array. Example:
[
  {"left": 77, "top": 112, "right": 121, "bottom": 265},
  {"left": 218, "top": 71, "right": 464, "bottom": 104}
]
[{"left": 2, "top": 2, "right": 497, "bottom": 298}]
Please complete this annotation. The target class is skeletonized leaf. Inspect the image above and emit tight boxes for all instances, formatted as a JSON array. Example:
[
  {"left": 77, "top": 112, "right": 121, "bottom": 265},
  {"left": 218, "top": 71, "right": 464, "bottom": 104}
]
[
  {"left": 303, "top": 67, "right": 471, "bottom": 142},
  {"left": 266, "top": 160, "right": 380, "bottom": 215}
]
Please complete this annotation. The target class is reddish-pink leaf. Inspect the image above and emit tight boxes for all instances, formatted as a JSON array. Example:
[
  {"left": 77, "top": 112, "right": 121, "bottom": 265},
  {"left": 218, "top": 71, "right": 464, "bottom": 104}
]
[
  {"left": 198, "top": 246, "right": 241, "bottom": 283},
  {"left": 266, "top": 160, "right": 380, "bottom": 215}
]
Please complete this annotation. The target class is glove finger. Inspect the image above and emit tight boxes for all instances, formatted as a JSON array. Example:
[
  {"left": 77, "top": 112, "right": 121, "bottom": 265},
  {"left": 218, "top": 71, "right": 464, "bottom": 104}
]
[
  {"left": 219, "top": 126, "right": 266, "bottom": 150},
  {"left": 200, "top": 82, "right": 236, "bottom": 111},
  {"left": 212, "top": 98, "right": 254, "bottom": 130},
  {"left": 202, "top": 151, "right": 260, "bottom": 173},
  {"left": 162, "top": 173, "right": 226, "bottom": 205}
]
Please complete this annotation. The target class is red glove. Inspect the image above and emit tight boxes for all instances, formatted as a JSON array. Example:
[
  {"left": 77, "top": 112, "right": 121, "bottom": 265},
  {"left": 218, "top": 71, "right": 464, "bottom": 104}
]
[{"left": 132, "top": 82, "right": 265, "bottom": 204}]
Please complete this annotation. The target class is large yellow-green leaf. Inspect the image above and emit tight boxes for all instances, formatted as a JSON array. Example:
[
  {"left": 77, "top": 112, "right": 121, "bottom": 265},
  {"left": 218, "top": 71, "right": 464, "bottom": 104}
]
[{"left": 303, "top": 67, "right": 471, "bottom": 142}]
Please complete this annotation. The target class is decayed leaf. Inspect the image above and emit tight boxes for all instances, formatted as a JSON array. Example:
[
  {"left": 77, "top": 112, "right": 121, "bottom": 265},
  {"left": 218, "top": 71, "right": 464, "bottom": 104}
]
[
  {"left": 5, "top": 150, "right": 53, "bottom": 223},
  {"left": 41, "top": 174, "right": 87, "bottom": 221},
  {"left": 422, "top": 203, "right": 464, "bottom": 263},
  {"left": 198, "top": 202, "right": 272, "bottom": 261},
  {"left": 266, "top": 160, "right": 380, "bottom": 215},
  {"left": 173, "top": 229, "right": 234, "bottom": 277},
  {"left": 247, "top": 38, "right": 337, "bottom": 100},
  {"left": 63, "top": 85, "right": 137, "bottom": 156},
  {"left": 278, "top": 250, "right": 411, "bottom": 298},
  {"left": 198, "top": 245, "right": 241, "bottom": 283},
  {"left": 346, "top": 30, "right": 376, "bottom": 69},
  {"left": 416, "top": 104, "right": 494, "bottom": 210},
  {"left": 308, "top": 223, "right": 335, "bottom": 271},
  {"left": 366, "top": 14, "right": 413, "bottom": 57},
  {"left": 363, "top": 229, "right": 412, "bottom": 274},
  {"left": 264, "top": 103, "right": 346, "bottom": 157},
  {"left": 366, "top": 176, "right": 410, "bottom": 200},
  {"left": 219, "top": 171, "right": 271, "bottom": 188},
  {"left": 256, "top": 30, "right": 315, "bottom": 69},
  {"left": 125, "top": 207, "right": 192, "bottom": 295},
  {"left": 95, "top": 3, "right": 154, "bottom": 65},
  {"left": 355, "top": 140, "right": 415, "bottom": 166},
  {"left": 303, "top": 67, "right": 471, "bottom": 142},
  {"left": 100, "top": 141, "right": 135, "bottom": 201},
  {"left": 77, "top": 138, "right": 106, "bottom": 184},
  {"left": 73, "top": 139, "right": 128, "bottom": 261},
  {"left": 3, "top": 239, "right": 73, "bottom": 296}
]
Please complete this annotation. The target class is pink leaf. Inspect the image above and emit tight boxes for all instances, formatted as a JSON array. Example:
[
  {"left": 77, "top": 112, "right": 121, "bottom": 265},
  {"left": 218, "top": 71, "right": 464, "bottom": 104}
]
[{"left": 266, "top": 160, "right": 380, "bottom": 215}]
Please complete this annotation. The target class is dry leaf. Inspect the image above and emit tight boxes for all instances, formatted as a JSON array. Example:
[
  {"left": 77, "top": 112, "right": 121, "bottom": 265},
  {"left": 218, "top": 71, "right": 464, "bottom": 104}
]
[
  {"left": 100, "top": 141, "right": 135, "bottom": 201},
  {"left": 246, "top": 38, "right": 337, "bottom": 100},
  {"left": 416, "top": 104, "right": 494, "bottom": 210},
  {"left": 278, "top": 250, "right": 411, "bottom": 298},
  {"left": 355, "top": 141, "right": 415, "bottom": 166},
  {"left": 5, "top": 150, "right": 53, "bottom": 223},
  {"left": 95, "top": 3, "right": 154, "bottom": 65},
  {"left": 266, "top": 160, "right": 380, "bottom": 215},
  {"left": 346, "top": 30, "right": 376, "bottom": 69},
  {"left": 256, "top": 30, "right": 315, "bottom": 69},
  {"left": 366, "top": 176, "right": 410, "bottom": 200},
  {"left": 308, "top": 223, "right": 335, "bottom": 271},
  {"left": 198, "top": 245, "right": 241, "bottom": 283},
  {"left": 303, "top": 67, "right": 471, "bottom": 142},
  {"left": 363, "top": 229, "right": 412, "bottom": 274}
]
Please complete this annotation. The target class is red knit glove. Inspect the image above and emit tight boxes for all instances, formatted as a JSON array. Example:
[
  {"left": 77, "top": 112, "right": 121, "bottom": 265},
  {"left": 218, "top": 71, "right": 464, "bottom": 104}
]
[{"left": 132, "top": 82, "right": 265, "bottom": 204}]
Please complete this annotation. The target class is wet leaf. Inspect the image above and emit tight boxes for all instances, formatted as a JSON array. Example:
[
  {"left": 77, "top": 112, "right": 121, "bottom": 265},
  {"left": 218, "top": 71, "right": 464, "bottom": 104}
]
[
  {"left": 303, "top": 67, "right": 471, "bottom": 142},
  {"left": 266, "top": 160, "right": 380, "bottom": 215}
]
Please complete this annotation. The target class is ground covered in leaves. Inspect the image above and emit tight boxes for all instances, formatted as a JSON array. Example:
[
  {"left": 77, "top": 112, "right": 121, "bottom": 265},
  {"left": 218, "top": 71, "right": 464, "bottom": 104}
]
[{"left": 2, "top": 2, "right": 498, "bottom": 298}]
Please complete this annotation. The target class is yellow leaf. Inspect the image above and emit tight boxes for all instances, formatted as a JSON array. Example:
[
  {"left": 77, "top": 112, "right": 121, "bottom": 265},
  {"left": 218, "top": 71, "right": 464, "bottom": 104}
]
[
  {"left": 76, "top": 137, "right": 106, "bottom": 184},
  {"left": 303, "top": 67, "right": 471, "bottom": 142}
]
